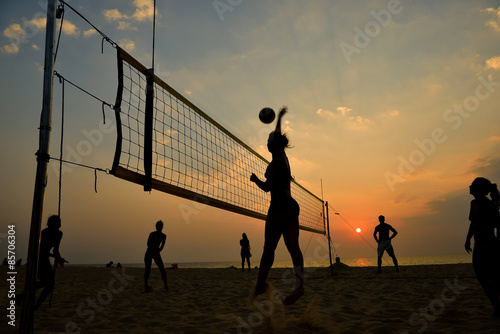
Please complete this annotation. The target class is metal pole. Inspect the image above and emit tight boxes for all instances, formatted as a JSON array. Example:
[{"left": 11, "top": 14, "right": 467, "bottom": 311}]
[
  {"left": 326, "top": 201, "right": 333, "bottom": 276},
  {"left": 19, "top": 0, "right": 57, "bottom": 332}
]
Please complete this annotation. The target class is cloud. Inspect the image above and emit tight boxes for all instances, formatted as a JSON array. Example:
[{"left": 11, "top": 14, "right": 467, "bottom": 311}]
[
  {"left": 469, "top": 155, "right": 500, "bottom": 181},
  {"left": 486, "top": 20, "right": 500, "bottom": 32},
  {"left": 346, "top": 115, "right": 371, "bottom": 130},
  {"left": 1, "top": 17, "right": 81, "bottom": 54},
  {"left": 387, "top": 110, "right": 400, "bottom": 117},
  {"left": 119, "top": 38, "right": 136, "bottom": 52},
  {"left": 3, "top": 23, "right": 25, "bottom": 43},
  {"left": 83, "top": 29, "right": 97, "bottom": 38},
  {"left": 486, "top": 56, "right": 500, "bottom": 70},
  {"left": 103, "top": 0, "right": 155, "bottom": 30},
  {"left": 132, "top": 0, "right": 155, "bottom": 22},
  {"left": 337, "top": 106, "right": 352, "bottom": 116},
  {"left": 316, "top": 108, "right": 335, "bottom": 118},
  {"left": 0, "top": 44, "right": 19, "bottom": 54},
  {"left": 484, "top": 6, "right": 500, "bottom": 19},
  {"left": 316, "top": 107, "right": 370, "bottom": 130},
  {"left": 103, "top": 9, "right": 128, "bottom": 21},
  {"left": 117, "top": 22, "right": 138, "bottom": 31},
  {"left": 316, "top": 106, "right": 352, "bottom": 119},
  {"left": 30, "top": 17, "right": 46, "bottom": 30},
  {"left": 62, "top": 20, "right": 79, "bottom": 37},
  {"left": 489, "top": 136, "right": 500, "bottom": 141},
  {"left": 32, "top": 44, "right": 40, "bottom": 51},
  {"left": 484, "top": 6, "right": 500, "bottom": 32},
  {"left": 428, "top": 83, "right": 443, "bottom": 95}
]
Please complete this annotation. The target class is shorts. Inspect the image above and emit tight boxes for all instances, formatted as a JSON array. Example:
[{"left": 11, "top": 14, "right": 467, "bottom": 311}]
[
  {"left": 377, "top": 240, "right": 393, "bottom": 257},
  {"left": 269, "top": 196, "right": 300, "bottom": 218}
]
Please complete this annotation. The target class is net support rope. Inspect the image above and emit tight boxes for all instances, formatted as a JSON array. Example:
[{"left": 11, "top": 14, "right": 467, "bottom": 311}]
[{"left": 51, "top": 72, "right": 111, "bottom": 193}]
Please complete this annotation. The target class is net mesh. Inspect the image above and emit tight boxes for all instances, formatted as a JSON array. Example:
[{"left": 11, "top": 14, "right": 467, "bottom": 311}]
[{"left": 112, "top": 48, "right": 325, "bottom": 234}]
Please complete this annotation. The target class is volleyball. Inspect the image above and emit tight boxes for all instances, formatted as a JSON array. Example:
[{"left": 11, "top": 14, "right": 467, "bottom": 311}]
[{"left": 259, "top": 107, "right": 275, "bottom": 124}]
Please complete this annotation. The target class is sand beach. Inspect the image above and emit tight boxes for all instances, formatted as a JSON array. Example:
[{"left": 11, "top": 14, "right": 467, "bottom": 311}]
[{"left": 3, "top": 263, "right": 500, "bottom": 333}]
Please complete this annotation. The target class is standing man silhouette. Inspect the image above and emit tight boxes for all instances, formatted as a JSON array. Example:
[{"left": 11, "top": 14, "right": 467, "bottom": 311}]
[
  {"left": 373, "top": 215, "right": 399, "bottom": 273},
  {"left": 144, "top": 220, "right": 168, "bottom": 292}
]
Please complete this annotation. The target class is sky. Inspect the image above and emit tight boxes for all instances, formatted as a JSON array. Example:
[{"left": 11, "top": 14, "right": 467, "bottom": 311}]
[{"left": 1, "top": 0, "right": 500, "bottom": 266}]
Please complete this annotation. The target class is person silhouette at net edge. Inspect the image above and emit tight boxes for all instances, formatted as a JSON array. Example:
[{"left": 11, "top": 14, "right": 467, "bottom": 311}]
[
  {"left": 465, "top": 177, "right": 500, "bottom": 317},
  {"left": 250, "top": 106, "right": 304, "bottom": 306},
  {"left": 240, "top": 233, "right": 251, "bottom": 272},
  {"left": 373, "top": 215, "right": 399, "bottom": 273},
  {"left": 17, "top": 215, "right": 65, "bottom": 310},
  {"left": 144, "top": 220, "right": 168, "bottom": 292}
]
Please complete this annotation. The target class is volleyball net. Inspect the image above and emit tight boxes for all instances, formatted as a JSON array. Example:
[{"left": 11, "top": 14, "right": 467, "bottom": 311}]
[{"left": 111, "top": 47, "right": 325, "bottom": 234}]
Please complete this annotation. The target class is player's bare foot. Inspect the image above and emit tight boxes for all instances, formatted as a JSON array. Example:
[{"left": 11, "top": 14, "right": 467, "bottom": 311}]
[
  {"left": 281, "top": 287, "right": 304, "bottom": 306},
  {"left": 144, "top": 285, "right": 153, "bottom": 293}
]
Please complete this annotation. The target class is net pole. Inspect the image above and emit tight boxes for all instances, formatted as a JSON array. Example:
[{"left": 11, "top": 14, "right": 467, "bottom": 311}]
[
  {"left": 19, "top": 0, "right": 57, "bottom": 332},
  {"left": 326, "top": 201, "right": 333, "bottom": 276}
]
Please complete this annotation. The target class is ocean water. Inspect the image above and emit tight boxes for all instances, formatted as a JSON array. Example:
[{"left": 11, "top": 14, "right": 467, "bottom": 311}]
[{"left": 72, "top": 253, "right": 472, "bottom": 269}]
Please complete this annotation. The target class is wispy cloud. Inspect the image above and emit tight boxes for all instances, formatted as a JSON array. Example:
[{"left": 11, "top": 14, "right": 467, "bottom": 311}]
[
  {"left": 62, "top": 20, "right": 79, "bottom": 37},
  {"left": 83, "top": 29, "right": 97, "bottom": 38},
  {"left": 316, "top": 106, "right": 370, "bottom": 130},
  {"left": 486, "top": 55, "right": 500, "bottom": 70},
  {"left": 336, "top": 106, "right": 352, "bottom": 116},
  {"left": 428, "top": 83, "right": 443, "bottom": 95},
  {"left": 3, "top": 23, "right": 25, "bottom": 44},
  {"left": 103, "top": 0, "right": 156, "bottom": 30},
  {"left": 132, "top": 0, "right": 155, "bottom": 22},
  {"left": 346, "top": 115, "right": 371, "bottom": 130},
  {"left": 484, "top": 6, "right": 500, "bottom": 32},
  {"left": 316, "top": 106, "right": 352, "bottom": 118},
  {"left": 103, "top": 9, "right": 128, "bottom": 21},
  {"left": 119, "top": 38, "right": 136, "bottom": 52},
  {"left": 387, "top": 110, "right": 400, "bottom": 117},
  {"left": 0, "top": 17, "right": 80, "bottom": 54},
  {"left": 0, "top": 43, "right": 19, "bottom": 54}
]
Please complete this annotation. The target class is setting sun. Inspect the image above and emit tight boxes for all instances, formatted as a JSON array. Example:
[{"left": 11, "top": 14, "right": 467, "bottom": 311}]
[{"left": 356, "top": 228, "right": 361, "bottom": 233}]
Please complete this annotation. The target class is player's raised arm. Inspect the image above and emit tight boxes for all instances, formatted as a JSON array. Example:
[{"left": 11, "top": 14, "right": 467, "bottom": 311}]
[{"left": 274, "top": 106, "right": 288, "bottom": 133}]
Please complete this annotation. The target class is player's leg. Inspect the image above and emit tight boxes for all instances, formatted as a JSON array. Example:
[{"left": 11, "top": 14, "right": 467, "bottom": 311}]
[
  {"left": 255, "top": 213, "right": 283, "bottom": 296},
  {"left": 153, "top": 254, "right": 168, "bottom": 290}
]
